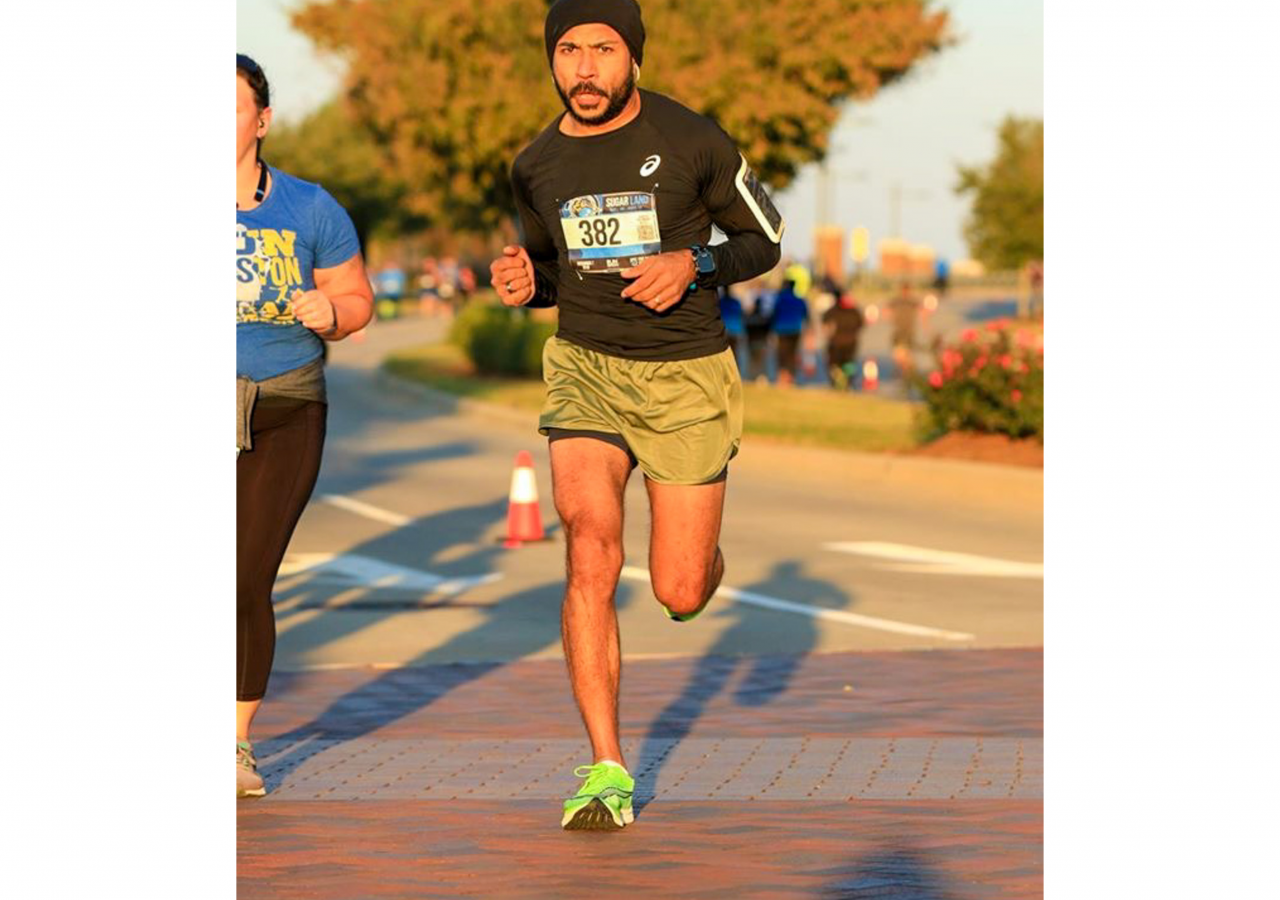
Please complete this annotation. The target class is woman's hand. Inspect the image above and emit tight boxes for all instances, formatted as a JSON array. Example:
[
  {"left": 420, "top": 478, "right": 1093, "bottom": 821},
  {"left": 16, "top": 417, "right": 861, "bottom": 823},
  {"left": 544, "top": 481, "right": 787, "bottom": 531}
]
[{"left": 290, "top": 289, "right": 338, "bottom": 334}]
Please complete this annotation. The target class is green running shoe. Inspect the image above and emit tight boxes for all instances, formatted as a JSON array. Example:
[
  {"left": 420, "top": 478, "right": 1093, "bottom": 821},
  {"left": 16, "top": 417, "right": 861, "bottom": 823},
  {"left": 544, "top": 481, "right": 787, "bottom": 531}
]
[
  {"left": 561, "top": 763, "right": 635, "bottom": 830},
  {"left": 663, "top": 597, "right": 712, "bottom": 622}
]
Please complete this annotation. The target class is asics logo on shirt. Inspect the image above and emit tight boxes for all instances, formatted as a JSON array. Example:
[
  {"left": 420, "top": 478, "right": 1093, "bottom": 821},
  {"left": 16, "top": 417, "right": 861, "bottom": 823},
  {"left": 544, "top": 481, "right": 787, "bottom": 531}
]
[{"left": 639, "top": 155, "right": 662, "bottom": 176}]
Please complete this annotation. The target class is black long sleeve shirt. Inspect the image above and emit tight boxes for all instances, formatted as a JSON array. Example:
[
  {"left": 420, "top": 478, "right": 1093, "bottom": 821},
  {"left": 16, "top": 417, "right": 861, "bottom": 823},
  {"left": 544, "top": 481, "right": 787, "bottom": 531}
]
[{"left": 511, "top": 90, "right": 785, "bottom": 361}]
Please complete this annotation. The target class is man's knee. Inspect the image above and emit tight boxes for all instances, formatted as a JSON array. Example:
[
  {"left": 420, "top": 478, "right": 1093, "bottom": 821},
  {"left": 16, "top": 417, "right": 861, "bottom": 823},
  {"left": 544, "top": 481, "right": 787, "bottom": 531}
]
[
  {"left": 652, "top": 548, "right": 724, "bottom": 615},
  {"left": 651, "top": 569, "right": 714, "bottom": 617},
  {"left": 563, "top": 514, "right": 624, "bottom": 584}
]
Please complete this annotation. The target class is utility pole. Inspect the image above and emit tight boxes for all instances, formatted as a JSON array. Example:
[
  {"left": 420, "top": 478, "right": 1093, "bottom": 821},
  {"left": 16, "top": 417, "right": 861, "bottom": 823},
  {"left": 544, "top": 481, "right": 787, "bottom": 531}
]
[
  {"left": 889, "top": 180, "right": 932, "bottom": 238},
  {"left": 814, "top": 114, "right": 874, "bottom": 229}
]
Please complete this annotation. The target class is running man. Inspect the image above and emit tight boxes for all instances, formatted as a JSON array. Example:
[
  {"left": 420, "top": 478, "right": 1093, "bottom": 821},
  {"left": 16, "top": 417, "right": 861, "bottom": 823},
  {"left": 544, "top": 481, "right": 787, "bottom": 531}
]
[{"left": 489, "top": 0, "right": 784, "bottom": 830}]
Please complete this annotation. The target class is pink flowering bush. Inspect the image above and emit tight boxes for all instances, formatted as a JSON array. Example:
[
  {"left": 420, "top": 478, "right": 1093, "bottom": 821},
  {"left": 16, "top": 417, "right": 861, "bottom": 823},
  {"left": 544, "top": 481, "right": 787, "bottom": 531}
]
[{"left": 917, "top": 320, "right": 1043, "bottom": 441}]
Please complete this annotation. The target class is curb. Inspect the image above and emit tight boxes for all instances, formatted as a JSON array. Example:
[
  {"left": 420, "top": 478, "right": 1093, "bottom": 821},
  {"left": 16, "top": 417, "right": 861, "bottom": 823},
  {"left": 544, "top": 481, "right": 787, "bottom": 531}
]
[
  {"left": 375, "top": 369, "right": 540, "bottom": 431},
  {"left": 732, "top": 441, "right": 1042, "bottom": 515},
  {"left": 377, "top": 369, "right": 1042, "bottom": 515}
]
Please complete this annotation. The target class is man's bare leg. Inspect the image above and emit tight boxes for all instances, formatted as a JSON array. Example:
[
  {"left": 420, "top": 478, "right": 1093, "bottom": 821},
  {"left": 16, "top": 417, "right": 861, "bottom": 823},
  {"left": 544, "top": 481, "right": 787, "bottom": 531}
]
[
  {"left": 551, "top": 438, "right": 633, "bottom": 767},
  {"left": 646, "top": 477, "right": 727, "bottom": 618}
]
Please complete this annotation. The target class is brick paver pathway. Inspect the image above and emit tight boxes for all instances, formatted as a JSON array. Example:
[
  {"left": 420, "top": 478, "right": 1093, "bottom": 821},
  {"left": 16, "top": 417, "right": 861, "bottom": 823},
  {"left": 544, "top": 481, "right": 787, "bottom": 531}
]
[{"left": 239, "top": 648, "right": 1042, "bottom": 898}]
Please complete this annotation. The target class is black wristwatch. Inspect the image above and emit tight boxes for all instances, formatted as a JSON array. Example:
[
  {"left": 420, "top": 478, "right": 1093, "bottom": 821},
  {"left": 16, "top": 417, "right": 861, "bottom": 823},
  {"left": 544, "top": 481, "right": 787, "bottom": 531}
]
[{"left": 688, "top": 244, "right": 717, "bottom": 291}]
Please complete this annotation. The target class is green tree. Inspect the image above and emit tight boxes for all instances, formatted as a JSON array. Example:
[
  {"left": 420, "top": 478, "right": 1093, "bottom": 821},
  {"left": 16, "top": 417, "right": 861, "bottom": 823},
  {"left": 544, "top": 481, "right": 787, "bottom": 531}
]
[
  {"left": 267, "top": 101, "right": 424, "bottom": 247},
  {"left": 955, "top": 116, "right": 1044, "bottom": 270},
  {"left": 291, "top": 0, "right": 950, "bottom": 233}
]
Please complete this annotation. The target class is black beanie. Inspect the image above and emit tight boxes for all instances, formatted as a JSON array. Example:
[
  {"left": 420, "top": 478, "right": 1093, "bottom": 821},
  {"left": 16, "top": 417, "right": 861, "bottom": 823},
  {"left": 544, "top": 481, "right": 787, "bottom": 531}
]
[{"left": 545, "top": 0, "right": 646, "bottom": 68}]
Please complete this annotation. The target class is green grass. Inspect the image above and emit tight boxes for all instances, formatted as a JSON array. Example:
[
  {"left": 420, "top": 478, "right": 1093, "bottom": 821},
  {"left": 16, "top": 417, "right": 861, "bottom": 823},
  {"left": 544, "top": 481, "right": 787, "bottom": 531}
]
[
  {"left": 739, "top": 380, "right": 919, "bottom": 452},
  {"left": 383, "top": 341, "right": 920, "bottom": 454}
]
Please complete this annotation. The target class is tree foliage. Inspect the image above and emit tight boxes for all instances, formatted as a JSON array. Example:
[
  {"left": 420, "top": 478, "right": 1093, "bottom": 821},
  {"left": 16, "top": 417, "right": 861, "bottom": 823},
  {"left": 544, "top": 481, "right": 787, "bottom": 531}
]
[
  {"left": 267, "top": 101, "right": 423, "bottom": 247},
  {"left": 955, "top": 116, "right": 1044, "bottom": 270},
  {"left": 289, "top": 0, "right": 950, "bottom": 234}
]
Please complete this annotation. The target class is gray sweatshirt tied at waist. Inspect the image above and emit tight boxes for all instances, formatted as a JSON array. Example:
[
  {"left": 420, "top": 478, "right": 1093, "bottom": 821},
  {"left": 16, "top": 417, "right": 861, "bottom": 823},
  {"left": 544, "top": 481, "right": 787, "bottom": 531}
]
[{"left": 236, "top": 358, "right": 326, "bottom": 453}]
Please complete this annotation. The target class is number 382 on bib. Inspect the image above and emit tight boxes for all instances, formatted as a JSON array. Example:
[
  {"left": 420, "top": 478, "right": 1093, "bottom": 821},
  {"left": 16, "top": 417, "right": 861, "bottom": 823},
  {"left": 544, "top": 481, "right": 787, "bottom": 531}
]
[{"left": 559, "top": 192, "right": 662, "bottom": 274}]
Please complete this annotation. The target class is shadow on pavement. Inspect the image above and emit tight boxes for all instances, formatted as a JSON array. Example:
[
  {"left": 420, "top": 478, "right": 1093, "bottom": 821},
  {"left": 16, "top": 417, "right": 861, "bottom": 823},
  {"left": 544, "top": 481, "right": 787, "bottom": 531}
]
[
  {"left": 315, "top": 362, "right": 485, "bottom": 499},
  {"left": 632, "top": 560, "right": 850, "bottom": 811},
  {"left": 962, "top": 298, "right": 1019, "bottom": 323},
  {"left": 819, "top": 847, "right": 965, "bottom": 899},
  {"left": 272, "top": 495, "right": 509, "bottom": 650},
  {"left": 321, "top": 364, "right": 458, "bottom": 436},
  {"left": 316, "top": 441, "right": 479, "bottom": 498},
  {"left": 262, "top": 575, "right": 636, "bottom": 791}
]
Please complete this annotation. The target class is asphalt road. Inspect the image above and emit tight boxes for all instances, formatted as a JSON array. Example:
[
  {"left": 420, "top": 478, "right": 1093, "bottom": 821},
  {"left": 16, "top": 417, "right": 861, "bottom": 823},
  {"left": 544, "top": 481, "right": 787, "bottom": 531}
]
[{"left": 271, "top": 316, "right": 1043, "bottom": 671}]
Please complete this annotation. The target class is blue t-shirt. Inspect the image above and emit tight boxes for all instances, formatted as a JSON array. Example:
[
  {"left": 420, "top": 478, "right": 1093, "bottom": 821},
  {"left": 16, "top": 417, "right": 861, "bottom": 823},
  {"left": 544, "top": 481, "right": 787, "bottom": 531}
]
[
  {"left": 236, "top": 166, "right": 360, "bottom": 380},
  {"left": 771, "top": 288, "right": 809, "bottom": 336},
  {"left": 718, "top": 293, "right": 745, "bottom": 337}
]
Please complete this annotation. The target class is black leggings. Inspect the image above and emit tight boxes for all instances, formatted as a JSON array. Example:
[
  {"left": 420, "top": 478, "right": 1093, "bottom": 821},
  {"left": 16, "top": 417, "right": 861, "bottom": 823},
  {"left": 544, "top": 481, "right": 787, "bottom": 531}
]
[{"left": 236, "top": 398, "right": 326, "bottom": 701}]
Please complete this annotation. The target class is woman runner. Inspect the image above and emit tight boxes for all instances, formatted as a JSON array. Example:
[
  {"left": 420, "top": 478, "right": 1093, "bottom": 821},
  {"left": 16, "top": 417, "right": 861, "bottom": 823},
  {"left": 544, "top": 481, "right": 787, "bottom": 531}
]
[{"left": 236, "top": 54, "right": 373, "bottom": 797}]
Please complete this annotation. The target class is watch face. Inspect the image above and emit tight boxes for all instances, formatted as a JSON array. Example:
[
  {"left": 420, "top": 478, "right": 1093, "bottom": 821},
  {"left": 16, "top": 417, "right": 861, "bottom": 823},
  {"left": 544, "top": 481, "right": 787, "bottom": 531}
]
[{"left": 696, "top": 249, "right": 715, "bottom": 274}]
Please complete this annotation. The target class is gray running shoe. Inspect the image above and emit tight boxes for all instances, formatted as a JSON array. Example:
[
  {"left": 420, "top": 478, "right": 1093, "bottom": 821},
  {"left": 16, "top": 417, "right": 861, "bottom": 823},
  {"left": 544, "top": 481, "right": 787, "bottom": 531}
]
[{"left": 237, "top": 740, "right": 266, "bottom": 798}]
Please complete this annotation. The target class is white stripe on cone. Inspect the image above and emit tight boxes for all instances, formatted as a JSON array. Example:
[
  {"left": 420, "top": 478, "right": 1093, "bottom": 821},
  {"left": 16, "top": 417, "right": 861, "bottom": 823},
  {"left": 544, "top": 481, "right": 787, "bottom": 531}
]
[{"left": 510, "top": 466, "right": 539, "bottom": 504}]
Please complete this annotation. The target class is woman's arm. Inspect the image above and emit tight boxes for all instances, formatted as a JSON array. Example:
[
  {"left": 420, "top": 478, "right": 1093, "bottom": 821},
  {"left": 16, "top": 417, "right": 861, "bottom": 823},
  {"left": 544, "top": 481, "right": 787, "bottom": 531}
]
[{"left": 294, "top": 252, "right": 374, "bottom": 340}]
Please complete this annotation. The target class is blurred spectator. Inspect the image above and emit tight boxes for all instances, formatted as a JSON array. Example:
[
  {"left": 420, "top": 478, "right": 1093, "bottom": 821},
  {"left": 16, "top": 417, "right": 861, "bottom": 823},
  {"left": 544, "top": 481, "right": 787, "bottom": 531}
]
[
  {"left": 718, "top": 287, "right": 747, "bottom": 375},
  {"left": 415, "top": 255, "right": 479, "bottom": 317},
  {"left": 417, "top": 256, "right": 444, "bottom": 316},
  {"left": 822, "top": 290, "right": 864, "bottom": 389},
  {"left": 932, "top": 257, "right": 950, "bottom": 297},
  {"left": 373, "top": 263, "right": 406, "bottom": 301},
  {"left": 815, "top": 275, "right": 841, "bottom": 304},
  {"left": 783, "top": 262, "right": 812, "bottom": 301},
  {"left": 744, "top": 290, "right": 774, "bottom": 383},
  {"left": 439, "top": 256, "right": 461, "bottom": 312},
  {"left": 889, "top": 282, "right": 920, "bottom": 349},
  {"left": 771, "top": 276, "right": 810, "bottom": 387},
  {"left": 889, "top": 282, "right": 920, "bottom": 375},
  {"left": 1028, "top": 261, "right": 1044, "bottom": 318},
  {"left": 458, "top": 264, "right": 477, "bottom": 300}
]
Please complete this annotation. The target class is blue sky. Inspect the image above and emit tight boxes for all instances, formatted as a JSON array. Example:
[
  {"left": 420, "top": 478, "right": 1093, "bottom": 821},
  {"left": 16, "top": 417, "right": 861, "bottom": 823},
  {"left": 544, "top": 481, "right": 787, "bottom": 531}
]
[{"left": 237, "top": 0, "right": 1042, "bottom": 264}]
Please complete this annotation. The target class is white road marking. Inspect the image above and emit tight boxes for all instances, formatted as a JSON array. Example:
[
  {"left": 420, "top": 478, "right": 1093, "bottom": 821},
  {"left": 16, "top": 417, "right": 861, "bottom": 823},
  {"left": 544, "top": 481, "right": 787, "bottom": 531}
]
[
  {"left": 320, "top": 493, "right": 412, "bottom": 527},
  {"left": 619, "top": 566, "right": 974, "bottom": 642},
  {"left": 278, "top": 552, "right": 501, "bottom": 595},
  {"left": 824, "top": 542, "right": 1043, "bottom": 579},
  {"left": 276, "top": 650, "right": 757, "bottom": 671},
  {"left": 275, "top": 661, "right": 416, "bottom": 672}
]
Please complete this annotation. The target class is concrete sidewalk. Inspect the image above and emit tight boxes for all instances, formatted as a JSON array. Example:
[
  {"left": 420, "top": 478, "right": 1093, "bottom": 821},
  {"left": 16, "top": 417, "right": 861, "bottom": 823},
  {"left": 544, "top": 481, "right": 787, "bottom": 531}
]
[{"left": 238, "top": 648, "right": 1042, "bottom": 898}]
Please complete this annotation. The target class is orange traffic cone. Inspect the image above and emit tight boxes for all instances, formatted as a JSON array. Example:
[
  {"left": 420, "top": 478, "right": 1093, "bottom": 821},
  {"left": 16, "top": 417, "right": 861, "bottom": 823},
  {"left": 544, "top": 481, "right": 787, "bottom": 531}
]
[
  {"left": 860, "top": 358, "right": 880, "bottom": 391},
  {"left": 862, "top": 359, "right": 880, "bottom": 392},
  {"left": 503, "top": 450, "right": 546, "bottom": 547}
]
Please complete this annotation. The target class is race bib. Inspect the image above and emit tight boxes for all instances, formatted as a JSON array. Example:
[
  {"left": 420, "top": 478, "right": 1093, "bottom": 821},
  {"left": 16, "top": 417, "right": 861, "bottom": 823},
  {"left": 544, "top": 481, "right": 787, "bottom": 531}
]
[{"left": 559, "top": 192, "right": 661, "bottom": 273}]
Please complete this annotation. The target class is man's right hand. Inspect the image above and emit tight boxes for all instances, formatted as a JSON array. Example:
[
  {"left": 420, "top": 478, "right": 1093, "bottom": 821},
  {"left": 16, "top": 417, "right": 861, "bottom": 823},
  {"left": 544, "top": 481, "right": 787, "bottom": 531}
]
[{"left": 490, "top": 245, "right": 536, "bottom": 307}]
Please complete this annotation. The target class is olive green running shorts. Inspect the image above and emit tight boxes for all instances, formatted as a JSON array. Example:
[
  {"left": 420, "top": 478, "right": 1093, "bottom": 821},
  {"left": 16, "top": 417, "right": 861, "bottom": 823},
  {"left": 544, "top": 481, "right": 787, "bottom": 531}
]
[{"left": 538, "top": 336, "right": 743, "bottom": 485}]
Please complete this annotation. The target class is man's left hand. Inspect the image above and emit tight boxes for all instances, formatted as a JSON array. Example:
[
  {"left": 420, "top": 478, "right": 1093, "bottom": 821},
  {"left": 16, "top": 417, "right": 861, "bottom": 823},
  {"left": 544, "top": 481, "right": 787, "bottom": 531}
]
[{"left": 620, "top": 251, "right": 697, "bottom": 313}]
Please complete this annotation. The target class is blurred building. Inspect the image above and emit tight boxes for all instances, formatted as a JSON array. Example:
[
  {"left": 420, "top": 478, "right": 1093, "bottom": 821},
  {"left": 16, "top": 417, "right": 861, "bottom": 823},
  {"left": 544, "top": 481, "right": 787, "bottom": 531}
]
[
  {"left": 908, "top": 244, "right": 935, "bottom": 278},
  {"left": 878, "top": 238, "right": 910, "bottom": 276},
  {"left": 877, "top": 240, "right": 934, "bottom": 278},
  {"left": 813, "top": 225, "right": 845, "bottom": 282}
]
